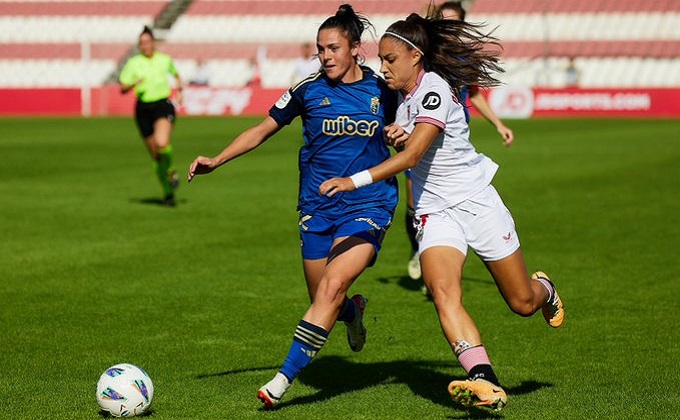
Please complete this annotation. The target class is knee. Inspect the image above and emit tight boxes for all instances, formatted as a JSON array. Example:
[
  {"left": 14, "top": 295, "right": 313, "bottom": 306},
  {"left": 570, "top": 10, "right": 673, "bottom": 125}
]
[
  {"left": 315, "top": 276, "right": 348, "bottom": 307},
  {"left": 429, "top": 282, "right": 463, "bottom": 311},
  {"left": 508, "top": 297, "right": 537, "bottom": 317}
]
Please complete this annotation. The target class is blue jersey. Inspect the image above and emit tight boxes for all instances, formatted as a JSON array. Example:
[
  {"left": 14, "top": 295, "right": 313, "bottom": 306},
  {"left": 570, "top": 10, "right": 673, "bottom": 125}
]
[
  {"left": 269, "top": 67, "right": 399, "bottom": 218},
  {"left": 460, "top": 85, "right": 471, "bottom": 123},
  {"left": 460, "top": 85, "right": 480, "bottom": 123}
]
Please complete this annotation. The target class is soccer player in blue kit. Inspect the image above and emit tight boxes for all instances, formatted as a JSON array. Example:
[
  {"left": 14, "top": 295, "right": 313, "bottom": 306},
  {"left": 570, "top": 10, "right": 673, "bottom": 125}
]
[{"left": 188, "top": 4, "right": 403, "bottom": 408}]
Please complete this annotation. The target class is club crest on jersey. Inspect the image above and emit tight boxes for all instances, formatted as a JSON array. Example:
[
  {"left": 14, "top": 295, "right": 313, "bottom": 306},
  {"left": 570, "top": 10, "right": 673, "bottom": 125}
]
[
  {"left": 322, "top": 116, "right": 379, "bottom": 137},
  {"left": 370, "top": 96, "right": 380, "bottom": 114},
  {"left": 422, "top": 92, "right": 441, "bottom": 110}
]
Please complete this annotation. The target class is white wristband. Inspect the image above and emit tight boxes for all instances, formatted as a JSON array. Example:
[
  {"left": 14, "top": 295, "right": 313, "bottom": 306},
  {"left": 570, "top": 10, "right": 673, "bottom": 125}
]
[{"left": 349, "top": 170, "right": 373, "bottom": 189}]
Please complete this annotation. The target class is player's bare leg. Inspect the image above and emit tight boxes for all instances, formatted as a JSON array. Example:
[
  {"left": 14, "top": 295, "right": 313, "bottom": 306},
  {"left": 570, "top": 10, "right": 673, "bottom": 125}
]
[
  {"left": 485, "top": 249, "right": 564, "bottom": 327},
  {"left": 421, "top": 246, "right": 507, "bottom": 410},
  {"left": 302, "top": 258, "right": 326, "bottom": 302},
  {"left": 258, "top": 238, "right": 374, "bottom": 408},
  {"left": 304, "top": 249, "right": 368, "bottom": 351},
  {"left": 303, "top": 237, "right": 374, "bottom": 331}
]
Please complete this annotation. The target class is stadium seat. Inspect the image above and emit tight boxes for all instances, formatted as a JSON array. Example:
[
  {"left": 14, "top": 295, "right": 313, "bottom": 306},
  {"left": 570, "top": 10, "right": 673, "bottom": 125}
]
[{"left": 0, "top": 0, "right": 678, "bottom": 88}]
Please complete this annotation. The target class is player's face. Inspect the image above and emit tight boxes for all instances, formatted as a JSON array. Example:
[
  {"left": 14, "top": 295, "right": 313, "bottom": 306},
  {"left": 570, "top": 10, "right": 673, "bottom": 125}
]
[
  {"left": 441, "top": 8, "right": 462, "bottom": 21},
  {"left": 138, "top": 33, "right": 155, "bottom": 57},
  {"left": 379, "top": 37, "right": 421, "bottom": 94},
  {"left": 317, "top": 28, "right": 359, "bottom": 82}
]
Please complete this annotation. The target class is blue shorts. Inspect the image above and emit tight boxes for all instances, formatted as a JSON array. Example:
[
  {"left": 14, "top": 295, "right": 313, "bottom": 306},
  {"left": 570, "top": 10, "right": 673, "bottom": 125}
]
[{"left": 299, "top": 207, "right": 393, "bottom": 264}]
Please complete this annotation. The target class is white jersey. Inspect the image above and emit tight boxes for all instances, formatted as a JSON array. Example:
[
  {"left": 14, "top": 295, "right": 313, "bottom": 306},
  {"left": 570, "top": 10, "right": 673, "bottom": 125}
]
[{"left": 397, "top": 71, "right": 499, "bottom": 215}]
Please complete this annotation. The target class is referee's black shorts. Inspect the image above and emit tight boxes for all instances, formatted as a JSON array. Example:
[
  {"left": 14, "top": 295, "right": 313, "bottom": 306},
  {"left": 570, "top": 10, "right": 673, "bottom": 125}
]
[{"left": 135, "top": 98, "right": 176, "bottom": 138}]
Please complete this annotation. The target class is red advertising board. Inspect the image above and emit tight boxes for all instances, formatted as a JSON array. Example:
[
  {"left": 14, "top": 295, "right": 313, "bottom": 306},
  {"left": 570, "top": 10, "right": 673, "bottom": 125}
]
[
  {"left": 1, "top": 86, "right": 679, "bottom": 118},
  {"left": 0, "top": 88, "right": 81, "bottom": 115},
  {"left": 486, "top": 87, "right": 680, "bottom": 118}
]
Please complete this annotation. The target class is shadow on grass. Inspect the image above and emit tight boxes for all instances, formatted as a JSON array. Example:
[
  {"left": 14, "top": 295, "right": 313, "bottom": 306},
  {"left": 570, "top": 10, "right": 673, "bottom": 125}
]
[
  {"left": 129, "top": 197, "right": 187, "bottom": 207},
  {"left": 507, "top": 379, "right": 553, "bottom": 395},
  {"left": 197, "top": 356, "right": 552, "bottom": 415},
  {"left": 99, "top": 409, "right": 154, "bottom": 418},
  {"left": 195, "top": 365, "right": 280, "bottom": 379},
  {"left": 285, "top": 356, "right": 455, "bottom": 409},
  {"left": 375, "top": 274, "right": 495, "bottom": 295},
  {"left": 376, "top": 274, "right": 422, "bottom": 291}
]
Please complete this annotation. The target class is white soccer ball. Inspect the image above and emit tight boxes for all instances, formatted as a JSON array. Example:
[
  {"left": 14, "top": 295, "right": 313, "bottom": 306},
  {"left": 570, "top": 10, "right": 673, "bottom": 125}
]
[{"left": 96, "top": 363, "right": 154, "bottom": 417}]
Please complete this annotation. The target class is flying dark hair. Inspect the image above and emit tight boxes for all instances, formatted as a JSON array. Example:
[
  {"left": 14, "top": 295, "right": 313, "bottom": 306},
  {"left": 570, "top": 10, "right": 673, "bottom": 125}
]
[
  {"left": 383, "top": 12, "right": 503, "bottom": 100},
  {"left": 436, "top": 1, "right": 467, "bottom": 21},
  {"left": 318, "top": 4, "right": 375, "bottom": 63},
  {"left": 140, "top": 25, "right": 155, "bottom": 40}
]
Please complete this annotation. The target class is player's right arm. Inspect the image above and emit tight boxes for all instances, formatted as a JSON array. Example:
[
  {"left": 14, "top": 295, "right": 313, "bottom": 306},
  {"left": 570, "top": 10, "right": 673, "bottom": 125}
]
[
  {"left": 187, "top": 116, "right": 282, "bottom": 182},
  {"left": 119, "top": 58, "right": 143, "bottom": 95},
  {"left": 319, "top": 122, "right": 439, "bottom": 196}
]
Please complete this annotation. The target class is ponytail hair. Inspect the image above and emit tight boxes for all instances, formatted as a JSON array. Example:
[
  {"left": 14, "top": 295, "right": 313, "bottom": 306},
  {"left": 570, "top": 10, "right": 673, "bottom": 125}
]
[
  {"left": 436, "top": 1, "right": 467, "bottom": 21},
  {"left": 319, "top": 4, "right": 375, "bottom": 64},
  {"left": 140, "top": 25, "right": 155, "bottom": 40},
  {"left": 383, "top": 12, "right": 503, "bottom": 101}
]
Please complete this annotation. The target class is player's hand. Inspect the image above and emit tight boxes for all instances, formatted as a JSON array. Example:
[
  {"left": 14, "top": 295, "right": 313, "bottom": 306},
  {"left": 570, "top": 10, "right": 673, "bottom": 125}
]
[
  {"left": 188, "top": 156, "right": 216, "bottom": 182},
  {"left": 120, "top": 78, "right": 143, "bottom": 94},
  {"left": 498, "top": 125, "right": 514, "bottom": 147},
  {"left": 384, "top": 124, "right": 410, "bottom": 148},
  {"left": 319, "top": 177, "right": 356, "bottom": 197},
  {"left": 175, "top": 90, "right": 184, "bottom": 106}
]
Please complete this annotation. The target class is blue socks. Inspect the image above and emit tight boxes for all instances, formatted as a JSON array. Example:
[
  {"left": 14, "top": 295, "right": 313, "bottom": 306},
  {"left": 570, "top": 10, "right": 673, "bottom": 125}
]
[
  {"left": 277, "top": 300, "right": 356, "bottom": 382},
  {"left": 336, "top": 296, "right": 356, "bottom": 323},
  {"left": 279, "top": 320, "right": 328, "bottom": 382}
]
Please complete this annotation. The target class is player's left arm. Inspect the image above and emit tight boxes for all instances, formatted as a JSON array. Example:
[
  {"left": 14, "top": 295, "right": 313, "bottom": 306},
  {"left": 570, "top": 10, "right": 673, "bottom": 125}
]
[
  {"left": 173, "top": 73, "right": 184, "bottom": 105},
  {"left": 469, "top": 89, "right": 514, "bottom": 147},
  {"left": 384, "top": 124, "right": 410, "bottom": 149},
  {"left": 319, "top": 122, "right": 439, "bottom": 197},
  {"left": 168, "top": 57, "right": 184, "bottom": 105},
  {"left": 188, "top": 116, "right": 283, "bottom": 182}
]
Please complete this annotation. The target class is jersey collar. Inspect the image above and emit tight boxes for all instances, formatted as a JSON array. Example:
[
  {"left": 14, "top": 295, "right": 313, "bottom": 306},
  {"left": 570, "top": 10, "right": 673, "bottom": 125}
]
[{"left": 402, "top": 69, "right": 426, "bottom": 100}]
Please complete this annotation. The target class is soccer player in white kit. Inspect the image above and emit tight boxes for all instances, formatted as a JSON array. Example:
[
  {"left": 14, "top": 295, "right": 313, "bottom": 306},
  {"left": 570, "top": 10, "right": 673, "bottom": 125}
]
[{"left": 320, "top": 12, "right": 564, "bottom": 411}]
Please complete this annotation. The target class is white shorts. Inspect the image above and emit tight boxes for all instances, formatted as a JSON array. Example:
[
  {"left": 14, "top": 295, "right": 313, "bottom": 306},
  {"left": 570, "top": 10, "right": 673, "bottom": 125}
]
[{"left": 415, "top": 185, "right": 520, "bottom": 261}]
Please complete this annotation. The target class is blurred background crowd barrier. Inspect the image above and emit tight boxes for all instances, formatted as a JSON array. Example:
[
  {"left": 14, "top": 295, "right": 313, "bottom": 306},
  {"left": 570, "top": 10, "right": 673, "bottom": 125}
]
[{"left": 1, "top": 0, "right": 678, "bottom": 117}]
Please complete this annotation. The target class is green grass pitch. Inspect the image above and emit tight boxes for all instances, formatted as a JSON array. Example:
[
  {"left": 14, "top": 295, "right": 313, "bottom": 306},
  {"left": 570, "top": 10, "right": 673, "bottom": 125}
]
[{"left": 1, "top": 116, "right": 679, "bottom": 419}]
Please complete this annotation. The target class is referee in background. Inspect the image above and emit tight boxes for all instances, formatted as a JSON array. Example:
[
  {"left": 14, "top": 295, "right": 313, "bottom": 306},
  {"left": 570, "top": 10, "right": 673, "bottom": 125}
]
[{"left": 120, "top": 26, "right": 183, "bottom": 206}]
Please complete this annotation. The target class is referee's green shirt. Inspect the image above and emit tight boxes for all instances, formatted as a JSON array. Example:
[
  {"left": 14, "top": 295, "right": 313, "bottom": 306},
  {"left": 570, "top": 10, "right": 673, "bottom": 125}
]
[{"left": 119, "top": 52, "right": 178, "bottom": 103}]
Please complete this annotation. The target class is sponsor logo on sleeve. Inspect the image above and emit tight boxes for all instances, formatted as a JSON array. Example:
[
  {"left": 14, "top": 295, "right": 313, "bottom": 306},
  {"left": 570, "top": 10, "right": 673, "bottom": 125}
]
[
  {"left": 422, "top": 92, "right": 441, "bottom": 110},
  {"left": 275, "top": 91, "right": 292, "bottom": 109}
]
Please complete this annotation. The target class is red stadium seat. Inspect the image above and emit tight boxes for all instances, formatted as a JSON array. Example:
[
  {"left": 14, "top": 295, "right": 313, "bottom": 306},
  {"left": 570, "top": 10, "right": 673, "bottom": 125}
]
[
  {"left": 0, "top": 0, "right": 677, "bottom": 88},
  {"left": 185, "top": 1, "right": 427, "bottom": 16},
  {"left": 0, "top": 1, "right": 168, "bottom": 16}
]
